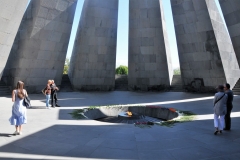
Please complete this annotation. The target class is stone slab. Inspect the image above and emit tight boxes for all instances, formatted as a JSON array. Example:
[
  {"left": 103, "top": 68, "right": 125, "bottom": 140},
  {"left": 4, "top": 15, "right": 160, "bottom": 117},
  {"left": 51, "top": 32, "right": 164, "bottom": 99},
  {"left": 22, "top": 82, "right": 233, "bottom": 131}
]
[
  {"left": 219, "top": 0, "right": 240, "bottom": 66},
  {"left": 2, "top": 0, "right": 77, "bottom": 93},
  {"left": 0, "top": 0, "right": 28, "bottom": 79},
  {"left": 128, "top": 0, "right": 173, "bottom": 91},
  {"left": 1, "top": 92, "right": 240, "bottom": 159},
  {"left": 171, "top": 0, "right": 240, "bottom": 91},
  {"left": 68, "top": 0, "right": 118, "bottom": 91}
]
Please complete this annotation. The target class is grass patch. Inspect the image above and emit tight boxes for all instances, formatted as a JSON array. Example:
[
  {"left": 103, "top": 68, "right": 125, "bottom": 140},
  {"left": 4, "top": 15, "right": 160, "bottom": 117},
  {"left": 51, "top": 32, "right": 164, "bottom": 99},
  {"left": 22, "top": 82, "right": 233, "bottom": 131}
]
[
  {"left": 69, "top": 109, "right": 86, "bottom": 119},
  {"left": 159, "top": 110, "right": 196, "bottom": 127},
  {"left": 88, "top": 106, "right": 99, "bottom": 110}
]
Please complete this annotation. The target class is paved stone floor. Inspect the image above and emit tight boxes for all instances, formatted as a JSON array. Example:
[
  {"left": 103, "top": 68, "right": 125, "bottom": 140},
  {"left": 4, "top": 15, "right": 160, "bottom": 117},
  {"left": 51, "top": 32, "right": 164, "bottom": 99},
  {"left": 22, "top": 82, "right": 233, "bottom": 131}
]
[{"left": 1, "top": 91, "right": 240, "bottom": 160}]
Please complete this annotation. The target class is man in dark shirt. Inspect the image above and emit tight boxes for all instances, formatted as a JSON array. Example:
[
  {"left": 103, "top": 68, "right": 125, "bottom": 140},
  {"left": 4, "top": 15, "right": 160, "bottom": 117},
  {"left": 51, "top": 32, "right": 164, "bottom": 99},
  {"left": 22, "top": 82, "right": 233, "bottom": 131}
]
[
  {"left": 223, "top": 83, "right": 233, "bottom": 130},
  {"left": 50, "top": 80, "right": 60, "bottom": 107}
]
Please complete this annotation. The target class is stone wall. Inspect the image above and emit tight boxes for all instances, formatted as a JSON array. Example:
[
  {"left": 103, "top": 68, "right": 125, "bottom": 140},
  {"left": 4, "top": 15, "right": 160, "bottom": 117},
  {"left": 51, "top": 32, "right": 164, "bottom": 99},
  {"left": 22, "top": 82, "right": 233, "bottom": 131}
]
[
  {"left": 171, "top": 0, "right": 240, "bottom": 91},
  {"left": 128, "top": 0, "right": 173, "bottom": 91},
  {"left": 3, "top": 0, "right": 77, "bottom": 93},
  {"left": 219, "top": 0, "right": 240, "bottom": 65},
  {"left": 0, "top": 0, "right": 28, "bottom": 79},
  {"left": 68, "top": 0, "right": 118, "bottom": 91}
]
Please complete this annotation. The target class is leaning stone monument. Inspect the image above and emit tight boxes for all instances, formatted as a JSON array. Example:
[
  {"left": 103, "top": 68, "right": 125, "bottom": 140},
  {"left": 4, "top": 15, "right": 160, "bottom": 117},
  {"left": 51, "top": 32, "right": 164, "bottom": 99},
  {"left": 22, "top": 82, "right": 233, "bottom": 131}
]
[
  {"left": 128, "top": 0, "right": 173, "bottom": 91},
  {"left": 3, "top": 0, "right": 77, "bottom": 93},
  {"left": 0, "top": 0, "right": 28, "bottom": 79},
  {"left": 219, "top": 0, "right": 240, "bottom": 64},
  {"left": 170, "top": 0, "right": 240, "bottom": 91},
  {"left": 68, "top": 0, "right": 119, "bottom": 91}
]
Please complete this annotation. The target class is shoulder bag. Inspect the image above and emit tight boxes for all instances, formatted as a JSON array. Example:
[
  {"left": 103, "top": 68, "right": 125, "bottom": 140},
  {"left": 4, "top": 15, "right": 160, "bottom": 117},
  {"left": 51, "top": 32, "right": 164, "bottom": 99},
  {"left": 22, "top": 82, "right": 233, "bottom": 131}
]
[
  {"left": 23, "top": 91, "right": 31, "bottom": 108},
  {"left": 214, "top": 93, "right": 225, "bottom": 106}
]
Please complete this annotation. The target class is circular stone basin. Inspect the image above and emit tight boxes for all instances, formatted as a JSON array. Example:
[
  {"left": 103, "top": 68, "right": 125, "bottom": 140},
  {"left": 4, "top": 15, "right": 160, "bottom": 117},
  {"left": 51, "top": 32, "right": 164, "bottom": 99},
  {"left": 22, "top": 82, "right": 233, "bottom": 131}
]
[
  {"left": 82, "top": 106, "right": 178, "bottom": 124},
  {"left": 118, "top": 112, "right": 143, "bottom": 120}
]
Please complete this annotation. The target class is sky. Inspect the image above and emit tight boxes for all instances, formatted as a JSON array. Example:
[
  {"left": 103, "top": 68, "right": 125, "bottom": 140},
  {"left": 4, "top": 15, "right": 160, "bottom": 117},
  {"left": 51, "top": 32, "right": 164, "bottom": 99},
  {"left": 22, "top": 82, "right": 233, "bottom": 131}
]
[{"left": 66, "top": 0, "right": 226, "bottom": 69}]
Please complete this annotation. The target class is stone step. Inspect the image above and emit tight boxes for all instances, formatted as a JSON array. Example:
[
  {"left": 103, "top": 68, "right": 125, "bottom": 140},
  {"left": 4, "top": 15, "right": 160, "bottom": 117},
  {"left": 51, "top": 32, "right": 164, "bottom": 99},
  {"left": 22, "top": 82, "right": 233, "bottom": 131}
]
[
  {"left": 0, "top": 89, "right": 10, "bottom": 92},
  {"left": 0, "top": 92, "right": 11, "bottom": 95},
  {"left": 60, "top": 88, "right": 73, "bottom": 92},
  {"left": 0, "top": 86, "right": 9, "bottom": 90},
  {"left": 0, "top": 80, "right": 10, "bottom": 96},
  {"left": 233, "top": 91, "right": 240, "bottom": 95},
  {"left": 171, "top": 83, "right": 182, "bottom": 86},
  {"left": 115, "top": 87, "right": 128, "bottom": 91},
  {"left": 115, "top": 75, "right": 128, "bottom": 91},
  {"left": 170, "top": 84, "right": 184, "bottom": 92},
  {"left": 169, "top": 90, "right": 184, "bottom": 92},
  {"left": 171, "top": 75, "right": 182, "bottom": 87},
  {"left": 115, "top": 83, "right": 128, "bottom": 85},
  {"left": 232, "top": 78, "right": 240, "bottom": 92},
  {"left": 115, "top": 85, "right": 128, "bottom": 90},
  {"left": 60, "top": 75, "right": 73, "bottom": 92}
]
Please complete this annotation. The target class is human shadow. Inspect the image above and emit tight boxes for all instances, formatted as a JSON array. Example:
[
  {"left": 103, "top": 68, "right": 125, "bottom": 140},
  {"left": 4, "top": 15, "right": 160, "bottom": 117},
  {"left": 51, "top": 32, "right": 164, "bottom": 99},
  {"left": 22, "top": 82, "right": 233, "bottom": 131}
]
[{"left": 0, "top": 133, "right": 14, "bottom": 137}]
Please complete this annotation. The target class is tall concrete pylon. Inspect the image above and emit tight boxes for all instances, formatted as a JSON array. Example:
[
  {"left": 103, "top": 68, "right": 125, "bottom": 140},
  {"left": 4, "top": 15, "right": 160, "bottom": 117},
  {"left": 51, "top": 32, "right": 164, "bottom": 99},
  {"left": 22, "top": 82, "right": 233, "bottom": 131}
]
[
  {"left": 128, "top": 0, "right": 173, "bottom": 91},
  {"left": 69, "top": 0, "right": 119, "bottom": 91},
  {"left": 0, "top": 0, "right": 28, "bottom": 79},
  {"left": 219, "top": 0, "right": 240, "bottom": 65},
  {"left": 171, "top": 0, "right": 240, "bottom": 91},
  {"left": 3, "top": 0, "right": 77, "bottom": 93}
]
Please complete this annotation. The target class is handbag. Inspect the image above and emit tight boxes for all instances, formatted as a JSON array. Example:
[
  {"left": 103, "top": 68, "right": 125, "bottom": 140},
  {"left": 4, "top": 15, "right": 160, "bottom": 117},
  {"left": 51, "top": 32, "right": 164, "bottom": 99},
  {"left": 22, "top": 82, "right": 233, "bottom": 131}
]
[
  {"left": 23, "top": 95, "right": 31, "bottom": 108},
  {"left": 41, "top": 87, "right": 47, "bottom": 95}
]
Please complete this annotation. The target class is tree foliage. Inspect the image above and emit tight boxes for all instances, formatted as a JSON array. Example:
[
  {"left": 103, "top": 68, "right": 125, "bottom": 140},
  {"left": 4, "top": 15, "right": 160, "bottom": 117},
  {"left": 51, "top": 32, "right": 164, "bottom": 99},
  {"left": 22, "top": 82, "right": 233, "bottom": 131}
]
[
  {"left": 173, "top": 68, "right": 181, "bottom": 75},
  {"left": 116, "top": 65, "right": 128, "bottom": 75},
  {"left": 63, "top": 58, "right": 70, "bottom": 74}
]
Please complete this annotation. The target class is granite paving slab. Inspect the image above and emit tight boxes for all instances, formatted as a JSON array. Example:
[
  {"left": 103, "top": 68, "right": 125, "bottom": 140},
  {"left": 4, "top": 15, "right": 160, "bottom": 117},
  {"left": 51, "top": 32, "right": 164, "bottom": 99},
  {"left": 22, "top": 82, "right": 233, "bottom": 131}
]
[{"left": 0, "top": 91, "right": 240, "bottom": 160}]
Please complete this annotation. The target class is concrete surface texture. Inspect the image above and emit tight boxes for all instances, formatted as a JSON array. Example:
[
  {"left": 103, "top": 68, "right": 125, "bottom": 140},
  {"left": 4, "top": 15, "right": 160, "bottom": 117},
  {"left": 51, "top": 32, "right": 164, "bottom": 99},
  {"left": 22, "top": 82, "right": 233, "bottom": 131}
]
[
  {"left": 128, "top": 0, "right": 173, "bottom": 91},
  {"left": 1, "top": 91, "right": 240, "bottom": 160},
  {"left": 0, "top": 0, "right": 28, "bottom": 79},
  {"left": 219, "top": 0, "right": 240, "bottom": 64},
  {"left": 68, "top": 0, "right": 118, "bottom": 91},
  {"left": 171, "top": 0, "right": 240, "bottom": 91},
  {"left": 2, "top": 0, "right": 77, "bottom": 93}
]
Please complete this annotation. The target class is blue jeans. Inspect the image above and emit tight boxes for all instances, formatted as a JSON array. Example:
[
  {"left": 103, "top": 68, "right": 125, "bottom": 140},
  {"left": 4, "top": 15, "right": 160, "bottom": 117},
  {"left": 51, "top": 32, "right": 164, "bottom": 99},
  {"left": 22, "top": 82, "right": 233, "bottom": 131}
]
[{"left": 46, "top": 94, "right": 50, "bottom": 107}]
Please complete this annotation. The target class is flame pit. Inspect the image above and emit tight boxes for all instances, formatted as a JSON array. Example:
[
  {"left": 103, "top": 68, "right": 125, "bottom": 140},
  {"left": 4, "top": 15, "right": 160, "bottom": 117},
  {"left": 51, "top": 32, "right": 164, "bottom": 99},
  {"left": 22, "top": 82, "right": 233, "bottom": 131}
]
[{"left": 118, "top": 111, "right": 144, "bottom": 120}]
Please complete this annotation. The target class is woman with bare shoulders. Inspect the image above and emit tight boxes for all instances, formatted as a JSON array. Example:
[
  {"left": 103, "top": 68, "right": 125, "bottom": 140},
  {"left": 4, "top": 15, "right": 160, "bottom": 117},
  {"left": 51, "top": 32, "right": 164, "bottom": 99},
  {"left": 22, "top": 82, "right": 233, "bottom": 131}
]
[{"left": 9, "top": 81, "right": 28, "bottom": 135}]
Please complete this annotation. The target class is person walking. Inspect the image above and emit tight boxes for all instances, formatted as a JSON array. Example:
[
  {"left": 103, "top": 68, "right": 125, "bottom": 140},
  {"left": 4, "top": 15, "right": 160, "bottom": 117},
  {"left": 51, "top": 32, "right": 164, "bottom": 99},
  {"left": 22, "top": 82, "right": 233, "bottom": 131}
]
[
  {"left": 223, "top": 83, "right": 233, "bottom": 130},
  {"left": 213, "top": 85, "right": 228, "bottom": 135},
  {"left": 50, "top": 80, "right": 60, "bottom": 107},
  {"left": 44, "top": 80, "right": 52, "bottom": 109},
  {"left": 9, "top": 81, "right": 28, "bottom": 135}
]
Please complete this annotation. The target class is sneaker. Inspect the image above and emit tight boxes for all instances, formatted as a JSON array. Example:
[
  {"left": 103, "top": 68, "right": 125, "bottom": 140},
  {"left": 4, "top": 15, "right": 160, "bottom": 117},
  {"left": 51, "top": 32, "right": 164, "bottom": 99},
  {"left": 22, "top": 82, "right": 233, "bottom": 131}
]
[
  {"left": 13, "top": 131, "right": 18, "bottom": 135},
  {"left": 18, "top": 132, "right": 22, "bottom": 135}
]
